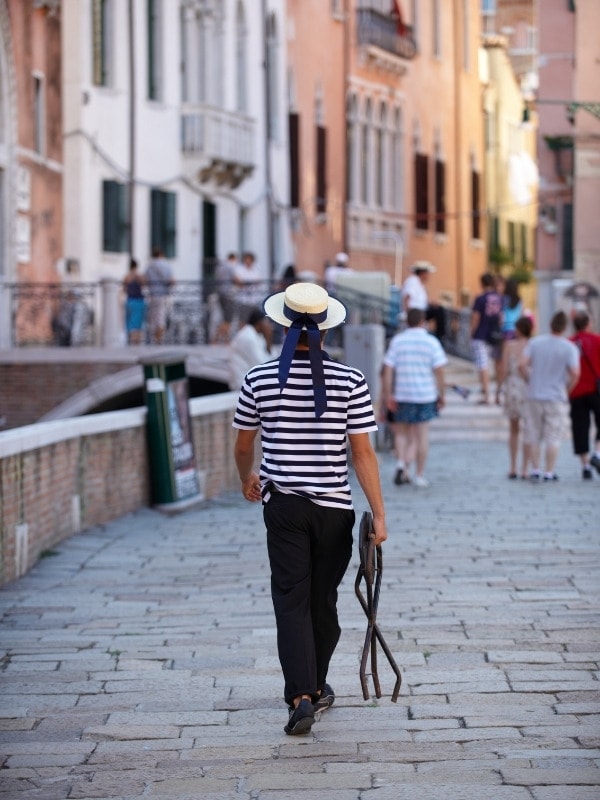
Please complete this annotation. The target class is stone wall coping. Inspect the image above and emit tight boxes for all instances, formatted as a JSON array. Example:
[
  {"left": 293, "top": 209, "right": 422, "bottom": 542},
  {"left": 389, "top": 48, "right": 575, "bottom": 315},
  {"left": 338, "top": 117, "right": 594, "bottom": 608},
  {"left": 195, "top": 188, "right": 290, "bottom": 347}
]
[{"left": 0, "top": 391, "right": 239, "bottom": 459}]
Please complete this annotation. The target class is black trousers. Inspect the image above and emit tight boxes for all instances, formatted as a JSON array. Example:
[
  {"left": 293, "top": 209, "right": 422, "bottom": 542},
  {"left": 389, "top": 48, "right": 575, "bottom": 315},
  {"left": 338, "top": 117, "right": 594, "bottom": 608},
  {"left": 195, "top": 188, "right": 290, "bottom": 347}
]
[
  {"left": 263, "top": 493, "right": 354, "bottom": 706},
  {"left": 425, "top": 303, "right": 446, "bottom": 340},
  {"left": 570, "top": 392, "right": 600, "bottom": 454}
]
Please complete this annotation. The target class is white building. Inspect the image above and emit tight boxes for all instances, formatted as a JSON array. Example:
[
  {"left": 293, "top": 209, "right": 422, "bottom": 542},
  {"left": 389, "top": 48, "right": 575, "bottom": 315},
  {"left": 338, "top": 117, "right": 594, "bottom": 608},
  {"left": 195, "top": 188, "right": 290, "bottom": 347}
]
[{"left": 62, "top": 0, "right": 292, "bottom": 286}]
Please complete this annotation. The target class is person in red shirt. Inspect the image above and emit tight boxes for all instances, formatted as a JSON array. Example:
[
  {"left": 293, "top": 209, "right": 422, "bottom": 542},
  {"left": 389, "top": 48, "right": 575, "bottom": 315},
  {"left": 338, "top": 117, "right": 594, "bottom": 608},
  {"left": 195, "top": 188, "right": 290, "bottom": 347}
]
[{"left": 569, "top": 310, "right": 600, "bottom": 480}]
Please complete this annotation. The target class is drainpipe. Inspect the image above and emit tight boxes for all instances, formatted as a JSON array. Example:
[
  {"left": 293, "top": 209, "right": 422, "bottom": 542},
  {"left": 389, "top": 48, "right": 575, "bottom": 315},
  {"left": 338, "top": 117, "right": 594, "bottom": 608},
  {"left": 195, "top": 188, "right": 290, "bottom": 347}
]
[
  {"left": 128, "top": 0, "right": 136, "bottom": 262},
  {"left": 342, "top": 0, "right": 349, "bottom": 252},
  {"left": 453, "top": 0, "right": 464, "bottom": 306}
]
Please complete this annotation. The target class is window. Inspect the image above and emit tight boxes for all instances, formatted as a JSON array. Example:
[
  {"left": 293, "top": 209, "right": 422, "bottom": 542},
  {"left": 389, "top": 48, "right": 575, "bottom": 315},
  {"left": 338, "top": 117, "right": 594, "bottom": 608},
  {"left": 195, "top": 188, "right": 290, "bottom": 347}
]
[
  {"left": 488, "top": 215, "right": 499, "bottom": 252},
  {"left": 266, "top": 13, "right": 279, "bottom": 141},
  {"left": 361, "top": 100, "right": 372, "bottom": 205},
  {"left": 236, "top": 2, "right": 247, "bottom": 112},
  {"left": 375, "top": 105, "right": 386, "bottom": 208},
  {"left": 33, "top": 73, "right": 45, "bottom": 155},
  {"left": 434, "top": 157, "right": 446, "bottom": 234},
  {"left": 471, "top": 168, "right": 481, "bottom": 240},
  {"left": 414, "top": 152, "right": 429, "bottom": 230},
  {"left": 346, "top": 95, "right": 359, "bottom": 203},
  {"left": 289, "top": 112, "right": 300, "bottom": 209},
  {"left": 151, "top": 189, "right": 177, "bottom": 258},
  {"left": 561, "top": 203, "right": 573, "bottom": 270},
  {"left": 147, "top": 0, "right": 162, "bottom": 100},
  {"left": 92, "top": 0, "right": 112, "bottom": 87},
  {"left": 316, "top": 125, "right": 327, "bottom": 215},
  {"left": 391, "top": 109, "right": 403, "bottom": 211},
  {"left": 102, "top": 180, "right": 129, "bottom": 253}
]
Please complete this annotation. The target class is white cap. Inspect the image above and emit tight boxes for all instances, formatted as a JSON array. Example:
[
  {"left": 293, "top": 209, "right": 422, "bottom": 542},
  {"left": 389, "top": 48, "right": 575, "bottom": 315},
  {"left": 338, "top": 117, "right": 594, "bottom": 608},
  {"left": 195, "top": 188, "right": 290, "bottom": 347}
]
[{"left": 335, "top": 252, "right": 349, "bottom": 265}]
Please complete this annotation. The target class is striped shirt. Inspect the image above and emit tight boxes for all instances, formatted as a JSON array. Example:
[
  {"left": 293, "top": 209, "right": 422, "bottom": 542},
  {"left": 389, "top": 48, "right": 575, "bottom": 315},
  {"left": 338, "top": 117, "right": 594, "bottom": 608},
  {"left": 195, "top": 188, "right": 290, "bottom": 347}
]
[
  {"left": 232, "top": 350, "right": 378, "bottom": 510},
  {"left": 384, "top": 327, "right": 447, "bottom": 403}
]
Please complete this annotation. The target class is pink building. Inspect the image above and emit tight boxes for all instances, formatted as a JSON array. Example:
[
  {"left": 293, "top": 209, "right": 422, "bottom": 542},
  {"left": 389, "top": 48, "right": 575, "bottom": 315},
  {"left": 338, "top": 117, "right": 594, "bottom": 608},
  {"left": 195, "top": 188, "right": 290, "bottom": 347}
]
[{"left": 535, "top": 0, "right": 600, "bottom": 329}]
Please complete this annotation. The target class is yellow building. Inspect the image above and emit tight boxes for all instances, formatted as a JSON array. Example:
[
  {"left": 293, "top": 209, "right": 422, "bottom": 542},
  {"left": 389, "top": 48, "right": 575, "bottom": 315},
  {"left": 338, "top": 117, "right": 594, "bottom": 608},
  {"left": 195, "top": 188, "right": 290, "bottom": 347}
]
[{"left": 482, "top": 34, "right": 538, "bottom": 311}]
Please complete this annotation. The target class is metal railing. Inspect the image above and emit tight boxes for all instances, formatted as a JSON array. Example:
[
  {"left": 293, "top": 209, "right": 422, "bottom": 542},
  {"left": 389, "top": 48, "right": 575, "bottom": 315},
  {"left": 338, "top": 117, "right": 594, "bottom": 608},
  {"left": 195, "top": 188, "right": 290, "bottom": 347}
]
[{"left": 2, "top": 278, "right": 475, "bottom": 360}]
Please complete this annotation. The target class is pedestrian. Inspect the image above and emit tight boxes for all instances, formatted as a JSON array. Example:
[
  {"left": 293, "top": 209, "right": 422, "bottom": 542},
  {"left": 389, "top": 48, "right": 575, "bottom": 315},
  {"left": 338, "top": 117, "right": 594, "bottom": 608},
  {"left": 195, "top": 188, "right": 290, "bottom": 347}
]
[
  {"left": 234, "top": 252, "right": 266, "bottom": 321},
  {"left": 497, "top": 315, "right": 533, "bottom": 479},
  {"left": 123, "top": 259, "right": 146, "bottom": 345},
  {"left": 324, "top": 251, "right": 351, "bottom": 294},
  {"left": 519, "top": 310, "right": 580, "bottom": 482},
  {"left": 213, "top": 253, "right": 239, "bottom": 343},
  {"left": 401, "top": 261, "right": 446, "bottom": 341},
  {"left": 381, "top": 307, "right": 447, "bottom": 488},
  {"left": 568, "top": 310, "right": 600, "bottom": 480},
  {"left": 494, "top": 277, "right": 523, "bottom": 403},
  {"left": 228, "top": 308, "right": 273, "bottom": 391},
  {"left": 470, "top": 272, "right": 503, "bottom": 405},
  {"left": 145, "top": 247, "right": 175, "bottom": 344},
  {"left": 232, "top": 282, "right": 387, "bottom": 736}
]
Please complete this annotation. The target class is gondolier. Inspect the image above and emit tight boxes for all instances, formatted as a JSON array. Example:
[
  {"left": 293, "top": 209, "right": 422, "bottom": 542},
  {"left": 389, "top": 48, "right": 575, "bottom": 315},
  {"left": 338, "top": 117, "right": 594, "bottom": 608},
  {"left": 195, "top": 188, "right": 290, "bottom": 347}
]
[{"left": 232, "top": 282, "right": 388, "bottom": 735}]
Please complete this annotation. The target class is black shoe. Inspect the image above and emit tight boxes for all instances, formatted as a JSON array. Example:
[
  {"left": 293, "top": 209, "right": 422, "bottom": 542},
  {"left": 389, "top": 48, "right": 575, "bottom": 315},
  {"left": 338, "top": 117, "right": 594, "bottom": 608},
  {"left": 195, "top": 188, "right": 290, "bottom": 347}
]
[
  {"left": 284, "top": 699, "right": 315, "bottom": 735},
  {"left": 313, "top": 683, "right": 335, "bottom": 714},
  {"left": 590, "top": 454, "right": 600, "bottom": 475},
  {"left": 394, "top": 468, "right": 410, "bottom": 486},
  {"left": 582, "top": 466, "right": 593, "bottom": 480}
]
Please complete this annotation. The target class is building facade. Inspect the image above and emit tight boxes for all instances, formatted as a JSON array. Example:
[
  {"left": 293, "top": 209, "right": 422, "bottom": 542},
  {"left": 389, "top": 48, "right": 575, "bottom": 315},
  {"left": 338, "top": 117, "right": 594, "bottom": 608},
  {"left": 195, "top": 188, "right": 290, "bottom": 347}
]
[
  {"left": 0, "top": 1, "right": 63, "bottom": 344},
  {"left": 534, "top": 0, "right": 600, "bottom": 330},
  {"left": 62, "top": 0, "right": 292, "bottom": 288},
  {"left": 345, "top": 0, "right": 488, "bottom": 307}
]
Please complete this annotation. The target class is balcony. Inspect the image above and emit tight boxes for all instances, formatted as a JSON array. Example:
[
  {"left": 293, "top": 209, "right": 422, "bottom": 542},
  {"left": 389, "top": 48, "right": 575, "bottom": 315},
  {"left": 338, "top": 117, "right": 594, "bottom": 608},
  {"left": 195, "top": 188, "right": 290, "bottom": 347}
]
[
  {"left": 181, "top": 105, "right": 256, "bottom": 189},
  {"left": 356, "top": 7, "right": 417, "bottom": 68}
]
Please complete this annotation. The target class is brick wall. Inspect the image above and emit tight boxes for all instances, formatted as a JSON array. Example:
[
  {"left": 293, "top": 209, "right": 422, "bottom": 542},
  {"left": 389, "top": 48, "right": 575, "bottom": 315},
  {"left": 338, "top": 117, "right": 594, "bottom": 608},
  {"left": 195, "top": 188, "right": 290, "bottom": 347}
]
[
  {"left": 0, "top": 361, "right": 133, "bottom": 428},
  {"left": 0, "top": 393, "right": 242, "bottom": 586}
]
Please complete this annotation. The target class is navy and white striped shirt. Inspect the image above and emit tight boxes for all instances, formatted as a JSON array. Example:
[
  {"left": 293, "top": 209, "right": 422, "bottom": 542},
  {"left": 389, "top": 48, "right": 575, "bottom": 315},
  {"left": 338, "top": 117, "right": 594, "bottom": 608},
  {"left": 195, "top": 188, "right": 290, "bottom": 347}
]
[{"left": 232, "top": 350, "right": 378, "bottom": 510}]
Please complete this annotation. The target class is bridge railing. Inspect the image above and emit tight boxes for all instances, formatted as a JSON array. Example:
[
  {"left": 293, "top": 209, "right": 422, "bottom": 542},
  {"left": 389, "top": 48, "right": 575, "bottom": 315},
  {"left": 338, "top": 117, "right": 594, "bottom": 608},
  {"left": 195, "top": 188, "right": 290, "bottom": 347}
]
[{"left": 0, "top": 278, "right": 474, "bottom": 359}]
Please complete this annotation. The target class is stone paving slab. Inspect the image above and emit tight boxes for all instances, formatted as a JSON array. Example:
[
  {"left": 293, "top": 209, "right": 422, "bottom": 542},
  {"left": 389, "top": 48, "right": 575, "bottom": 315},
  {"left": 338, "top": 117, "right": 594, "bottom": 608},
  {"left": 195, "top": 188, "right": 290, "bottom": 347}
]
[{"left": 0, "top": 364, "right": 599, "bottom": 798}]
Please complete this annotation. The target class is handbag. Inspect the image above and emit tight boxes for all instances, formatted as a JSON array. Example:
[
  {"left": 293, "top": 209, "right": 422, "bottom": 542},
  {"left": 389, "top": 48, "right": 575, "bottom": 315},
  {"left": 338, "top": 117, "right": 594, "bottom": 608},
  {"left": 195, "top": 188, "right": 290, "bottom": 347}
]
[{"left": 486, "top": 315, "right": 503, "bottom": 346}]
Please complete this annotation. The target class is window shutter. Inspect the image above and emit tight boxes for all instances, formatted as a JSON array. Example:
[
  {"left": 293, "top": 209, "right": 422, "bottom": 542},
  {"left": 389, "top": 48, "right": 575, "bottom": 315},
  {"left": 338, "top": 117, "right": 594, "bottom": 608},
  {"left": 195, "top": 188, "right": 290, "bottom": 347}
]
[{"left": 316, "top": 125, "right": 327, "bottom": 214}]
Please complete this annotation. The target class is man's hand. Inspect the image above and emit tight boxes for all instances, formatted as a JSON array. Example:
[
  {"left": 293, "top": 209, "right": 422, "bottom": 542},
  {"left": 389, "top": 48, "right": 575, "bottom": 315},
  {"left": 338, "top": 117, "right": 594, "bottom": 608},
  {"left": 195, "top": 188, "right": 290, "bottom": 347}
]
[
  {"left": 371, "top": 514, "right": 387, "bottom": 547},
  {"left": 241, "top": 472, "right": 262, "bottom": 502}
]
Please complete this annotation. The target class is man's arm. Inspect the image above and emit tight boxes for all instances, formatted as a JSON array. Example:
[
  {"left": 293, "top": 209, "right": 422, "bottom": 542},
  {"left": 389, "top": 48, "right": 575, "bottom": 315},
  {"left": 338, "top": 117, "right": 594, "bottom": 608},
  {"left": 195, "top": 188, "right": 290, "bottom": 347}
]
[
  {"left": 234, "top": 428, "right": 262, "bottom": 502},
  {"left": 381, "top": 364, "right": 395, "bottom": 414},
  {"left": 348, "top": 432, "right": 387, "bottom": 546},
  {"left": 566, "top": 363, "right": 580, "bottom": 394},
  {"left": 470, "top": 310, "right": 480, "bottom": 337},
  {"left": 433, "top": 365, "right": 445, "bottom": 410}
]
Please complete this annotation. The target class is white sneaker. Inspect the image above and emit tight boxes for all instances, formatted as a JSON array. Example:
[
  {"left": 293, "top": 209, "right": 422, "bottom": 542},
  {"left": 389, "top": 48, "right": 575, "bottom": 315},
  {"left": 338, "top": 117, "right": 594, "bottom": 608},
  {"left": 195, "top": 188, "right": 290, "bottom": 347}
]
[{"left": 413, "top": 475, "right": 430, "bottom": 488}]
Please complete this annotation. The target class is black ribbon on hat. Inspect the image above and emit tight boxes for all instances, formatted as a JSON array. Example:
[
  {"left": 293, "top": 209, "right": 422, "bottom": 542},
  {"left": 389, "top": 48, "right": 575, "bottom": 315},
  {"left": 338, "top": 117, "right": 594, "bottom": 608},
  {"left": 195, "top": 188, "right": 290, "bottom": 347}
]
[{"left": 278, "top": 303, "right": 327, "bottom": 417}]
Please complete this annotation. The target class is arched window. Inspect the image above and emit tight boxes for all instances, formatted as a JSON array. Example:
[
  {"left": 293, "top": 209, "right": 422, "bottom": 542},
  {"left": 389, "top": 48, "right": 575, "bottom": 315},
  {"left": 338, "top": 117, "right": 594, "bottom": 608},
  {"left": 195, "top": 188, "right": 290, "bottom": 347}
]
[{"left": 235, "top": 1, "right": 247, "bottom": 112}]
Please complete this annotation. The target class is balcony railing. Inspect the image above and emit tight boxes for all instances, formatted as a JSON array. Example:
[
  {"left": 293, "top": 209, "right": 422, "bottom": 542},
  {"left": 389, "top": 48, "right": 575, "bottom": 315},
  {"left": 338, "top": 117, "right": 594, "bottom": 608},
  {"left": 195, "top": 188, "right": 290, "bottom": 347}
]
[{"left": 356, "top": 8, "right": 417, "bottom": 60}]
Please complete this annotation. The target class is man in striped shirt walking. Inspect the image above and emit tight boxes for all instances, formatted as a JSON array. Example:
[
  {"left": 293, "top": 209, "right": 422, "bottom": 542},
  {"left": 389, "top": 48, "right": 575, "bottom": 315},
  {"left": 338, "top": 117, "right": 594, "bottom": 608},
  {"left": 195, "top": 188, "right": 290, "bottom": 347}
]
[{"left": 233, "top": 282, "right": 387, "bottom": 735}]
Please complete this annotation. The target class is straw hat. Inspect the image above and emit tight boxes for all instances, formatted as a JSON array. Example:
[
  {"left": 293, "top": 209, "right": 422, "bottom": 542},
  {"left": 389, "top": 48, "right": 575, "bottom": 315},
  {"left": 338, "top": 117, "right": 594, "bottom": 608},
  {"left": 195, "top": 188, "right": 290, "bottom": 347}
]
[
  {"left": 263, "top": 283, "right": 346, "bottom": 330},
  {"left": 411, "top": 260, "right": 436, "bottom": 273}
]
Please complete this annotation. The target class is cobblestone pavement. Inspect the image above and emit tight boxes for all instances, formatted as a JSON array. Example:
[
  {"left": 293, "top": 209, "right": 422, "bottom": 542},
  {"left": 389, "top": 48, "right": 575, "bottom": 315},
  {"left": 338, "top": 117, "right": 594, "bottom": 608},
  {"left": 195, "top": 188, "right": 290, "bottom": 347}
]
[{"left": 0, "top": 358, "right": 599, "bottom": 799}]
